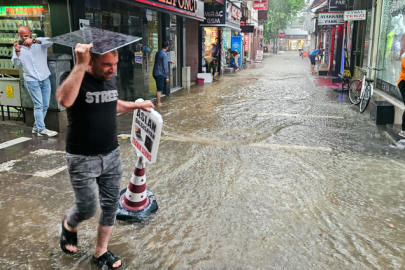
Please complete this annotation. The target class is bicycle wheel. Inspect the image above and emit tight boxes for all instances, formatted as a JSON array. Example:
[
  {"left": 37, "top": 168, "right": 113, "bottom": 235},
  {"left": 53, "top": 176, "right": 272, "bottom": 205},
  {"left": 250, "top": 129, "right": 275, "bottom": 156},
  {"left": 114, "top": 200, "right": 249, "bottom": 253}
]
[
  {"left": 359, "top": 85, "right": 371, "bottom": 113},
  {"left": 348, "top": 80, "right": 361, "bottom": 105}
]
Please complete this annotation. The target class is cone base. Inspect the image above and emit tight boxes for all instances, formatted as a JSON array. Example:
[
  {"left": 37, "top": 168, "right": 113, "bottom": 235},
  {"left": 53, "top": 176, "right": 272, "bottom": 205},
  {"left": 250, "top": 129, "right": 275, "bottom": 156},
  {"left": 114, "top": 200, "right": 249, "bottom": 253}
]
[{"left": 116, "top": 188, "right": 158, "bottom": 222}]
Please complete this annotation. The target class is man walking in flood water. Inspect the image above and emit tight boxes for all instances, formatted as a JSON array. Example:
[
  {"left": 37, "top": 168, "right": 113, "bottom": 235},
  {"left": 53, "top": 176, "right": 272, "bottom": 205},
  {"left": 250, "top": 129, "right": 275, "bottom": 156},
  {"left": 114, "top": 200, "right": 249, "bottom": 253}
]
[
  {"left": 153, "top": 41, "right": 174, "bottom": 106},
  {"left": 56, "top": 43, "right": 154, "bottom": 269}
]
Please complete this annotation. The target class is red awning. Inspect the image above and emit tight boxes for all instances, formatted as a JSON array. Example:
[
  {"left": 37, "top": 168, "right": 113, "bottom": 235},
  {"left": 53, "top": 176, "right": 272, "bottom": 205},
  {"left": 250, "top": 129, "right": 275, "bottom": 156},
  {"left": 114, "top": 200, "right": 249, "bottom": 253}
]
[{"left": 278, "top": 33, "right": 285, "bottom": 38}]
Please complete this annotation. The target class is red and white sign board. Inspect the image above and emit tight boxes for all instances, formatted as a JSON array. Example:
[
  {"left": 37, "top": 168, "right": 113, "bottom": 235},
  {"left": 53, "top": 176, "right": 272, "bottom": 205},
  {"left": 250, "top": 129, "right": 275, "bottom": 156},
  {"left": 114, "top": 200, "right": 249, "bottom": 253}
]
[
  {"left": 244, "top": 35, "right": 249, "bottom": 51},
  {"left": 253, "top": 0, "right": 268, "bottom": 10},
  {"left": 344, "top": 10, "right": 366, "bottom": 21},
  {"left": 256, "top": 49, "right": 263, "bottom": 63},
  {"left": 131, "top": 99, "right": 163, "bottom": 163}
]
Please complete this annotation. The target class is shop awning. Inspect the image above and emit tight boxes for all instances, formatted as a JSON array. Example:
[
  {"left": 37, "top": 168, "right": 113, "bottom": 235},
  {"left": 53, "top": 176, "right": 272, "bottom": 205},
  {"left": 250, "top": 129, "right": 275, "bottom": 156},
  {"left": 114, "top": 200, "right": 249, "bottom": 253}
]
[
  {"left": 199, "top": 24, "right": 241, "bottom": 31},
  {"left": 311, "top": 0, "right": 328, "bottom": 13}
]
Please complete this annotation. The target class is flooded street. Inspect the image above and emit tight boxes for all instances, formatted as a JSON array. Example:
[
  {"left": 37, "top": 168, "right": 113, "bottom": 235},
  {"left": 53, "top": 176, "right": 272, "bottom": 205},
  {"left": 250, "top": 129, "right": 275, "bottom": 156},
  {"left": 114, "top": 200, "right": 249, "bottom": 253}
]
[{"left": 2, "top": 51, "right": 405, "bottom": 269}]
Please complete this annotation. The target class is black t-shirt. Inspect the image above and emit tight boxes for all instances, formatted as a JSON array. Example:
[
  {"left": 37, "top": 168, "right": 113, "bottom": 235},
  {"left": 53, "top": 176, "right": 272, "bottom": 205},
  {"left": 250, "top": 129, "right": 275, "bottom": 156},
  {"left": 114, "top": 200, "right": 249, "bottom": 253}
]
[{"left": 60, "top": 71, "right": 119, "bottom": 155}]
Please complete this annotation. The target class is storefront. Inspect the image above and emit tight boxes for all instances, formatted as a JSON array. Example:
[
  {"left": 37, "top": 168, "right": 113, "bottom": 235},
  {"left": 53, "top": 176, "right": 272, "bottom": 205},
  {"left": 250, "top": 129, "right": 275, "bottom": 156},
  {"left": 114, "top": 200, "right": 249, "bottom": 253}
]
[
  {"left": 376, "top": 0, "right": 405, "bottom": 101},
  {"left": 70, "top": 0, "right": 204, "bottom": 100},
  {"left": 0, "top": 4, "right": 52, "bottom": 77},
  {"left": 199, "top": 1, "right": 241, "bottom": 74}
]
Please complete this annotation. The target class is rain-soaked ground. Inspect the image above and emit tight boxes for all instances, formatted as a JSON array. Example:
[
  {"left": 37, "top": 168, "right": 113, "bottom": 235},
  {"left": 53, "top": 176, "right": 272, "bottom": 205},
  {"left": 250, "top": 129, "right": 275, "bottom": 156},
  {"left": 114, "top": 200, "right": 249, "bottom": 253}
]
[{"left": 1, "top": 51, "right": 405, "bottom": 269}]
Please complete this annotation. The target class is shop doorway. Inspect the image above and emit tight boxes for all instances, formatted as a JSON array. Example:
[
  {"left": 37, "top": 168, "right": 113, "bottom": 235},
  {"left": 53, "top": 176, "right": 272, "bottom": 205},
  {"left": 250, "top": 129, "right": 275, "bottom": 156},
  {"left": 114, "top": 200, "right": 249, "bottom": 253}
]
[{"left": 169, "top": 15, "right": 181, "bottom": 90}]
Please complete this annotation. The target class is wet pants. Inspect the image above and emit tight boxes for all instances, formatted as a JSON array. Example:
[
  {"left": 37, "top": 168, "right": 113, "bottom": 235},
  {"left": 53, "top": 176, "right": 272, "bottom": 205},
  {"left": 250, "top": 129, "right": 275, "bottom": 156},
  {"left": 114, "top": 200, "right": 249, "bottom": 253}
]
[
  {"left": 65, "top": 147, "right": 123, "bottom": 227},
  {"left": 399, "top": 80, "right": 405, "bottom": 131}
]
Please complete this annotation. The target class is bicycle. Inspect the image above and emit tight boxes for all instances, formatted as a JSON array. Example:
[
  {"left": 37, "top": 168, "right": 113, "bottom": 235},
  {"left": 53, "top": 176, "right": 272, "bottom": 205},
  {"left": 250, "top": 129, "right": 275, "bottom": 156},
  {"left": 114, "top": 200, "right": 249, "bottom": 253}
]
[{"left": 348, "top": 67, "right": 381, "bottom": 113}]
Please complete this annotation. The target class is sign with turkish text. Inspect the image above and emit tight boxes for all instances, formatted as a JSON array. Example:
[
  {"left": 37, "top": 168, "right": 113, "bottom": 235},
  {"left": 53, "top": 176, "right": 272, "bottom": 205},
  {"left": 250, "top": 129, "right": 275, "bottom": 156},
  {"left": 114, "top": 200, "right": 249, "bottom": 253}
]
[
  {"left": 156, "top": 0, "right": 198, "bottom": 13},
  {"left": 255, "top": 49, "right": 263, "bottom": 63},
  {"left": 244, "top": 35, "right": 249, "bottom": 51},
  {"left": 253, "top": 0, "right": 268, "bottom": 10},
  {"left": 324, "top": 25, "right": 332, "bottom": 66},
  {"left": 329, "top": 0, "right": 346, "bottom": 12},
  {"left": 131, "top": 99, "right": 163, "bottom": 163},
  {"left": 344, "top": 10, "right": 366, "bottom": 21},
  {"left": 204, "top": 4, "right": 225, "bottom": 24},
  {"left": 318, "top": 12, "right": 344, "bottom": 25}
]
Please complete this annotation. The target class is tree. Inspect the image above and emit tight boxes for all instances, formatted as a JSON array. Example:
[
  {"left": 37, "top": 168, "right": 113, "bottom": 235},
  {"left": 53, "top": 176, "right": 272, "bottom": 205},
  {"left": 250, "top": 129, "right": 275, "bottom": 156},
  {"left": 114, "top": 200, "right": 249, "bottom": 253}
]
[{"left": 263, "top": 0, "right": 307, "bottom": 42}]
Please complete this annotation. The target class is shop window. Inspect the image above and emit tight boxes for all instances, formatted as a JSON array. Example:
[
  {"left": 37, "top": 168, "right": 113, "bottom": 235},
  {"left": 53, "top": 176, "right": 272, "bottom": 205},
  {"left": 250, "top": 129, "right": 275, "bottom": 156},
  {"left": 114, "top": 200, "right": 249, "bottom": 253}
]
[
  {"left": 0, "top": 3, "right": 51, "bottom": 76},
  {"left": 376, "top": 0, "right": 405, "bottom": 99}
]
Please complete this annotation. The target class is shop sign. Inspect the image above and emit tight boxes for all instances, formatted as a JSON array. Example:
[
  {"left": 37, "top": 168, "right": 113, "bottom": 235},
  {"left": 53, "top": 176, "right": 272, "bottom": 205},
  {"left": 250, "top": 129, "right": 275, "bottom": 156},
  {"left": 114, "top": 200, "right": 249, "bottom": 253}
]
[
  {"left": 324, "top": 26, "right": 332, "bottom": 66},
  {"left": 79, "top": 19, "right": 90, "bottom": 30},
  {"left": 231, "top": 5, "right": 242, "bottom": 20},
  {"left": 244, "top": 35, "right": 249, "bottom": 51},
  {"left": 318, "top": 12, "right": 344, "bottom": 25},
  {"left": 85, "top": 12, "right": 94, "bottom": 21},
  {"left": 157, "top": 0, "right": 198, "bottom": 13},
  {"left": 204, "top": 5, "right": 225, "bottom": 24},
  {"left": 255, "top": 49, "right": 263, "bottom": 63},
  {"left": 329, "top": 0, "right": 346, "bottom": 12},
  {"left": 253, "top": 0, "right": 268, "bottom": 10},
  {"left": 344, "top": 10, "right": 366, "bottom": 21},
  {"left": 0, "top": 6, "right": 45, "bottom": 16},
  {"left": 135, "top": 52, "right": 142, "bottom": 64},
  {"left": 131, "top": 99, "right": 163, "bottom": 163}
]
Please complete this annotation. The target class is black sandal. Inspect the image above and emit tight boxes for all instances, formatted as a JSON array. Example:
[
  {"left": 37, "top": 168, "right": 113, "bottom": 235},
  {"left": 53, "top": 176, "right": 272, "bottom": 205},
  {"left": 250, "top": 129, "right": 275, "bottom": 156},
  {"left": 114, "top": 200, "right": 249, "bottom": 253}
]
[
  {"left": 92, "top": 251, "right": 122, "bottom": 269},
  {"left": 60, "top": 218, "right": 78, "bottom": 255}
]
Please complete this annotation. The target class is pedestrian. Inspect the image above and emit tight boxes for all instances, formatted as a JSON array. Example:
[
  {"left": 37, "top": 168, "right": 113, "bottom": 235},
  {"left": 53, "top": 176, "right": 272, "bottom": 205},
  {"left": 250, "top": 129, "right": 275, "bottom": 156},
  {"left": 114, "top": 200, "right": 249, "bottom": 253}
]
[
  {"left": 11, "top": 26, "right": 57, "bottom": 137},
  {"left": 396, "top": 56, "right": 405, "bottom": 138},
  {"left": 211, "top": 38, "right": 220, "bottom": 75},
  {"left": 153, "top": 41, "right": 174, "bottom": 106},
  {"left": 228, "top": 49, "right": 240, "bottom": 71},
  {"left": 56, "top": 43, "right": 154, "bottom": 269},
  {"left": 210, "top": 57, "right": 218, "bottom": 78},
  {"left": 309, "top": 48, "right": 322, "bottom": 74}
]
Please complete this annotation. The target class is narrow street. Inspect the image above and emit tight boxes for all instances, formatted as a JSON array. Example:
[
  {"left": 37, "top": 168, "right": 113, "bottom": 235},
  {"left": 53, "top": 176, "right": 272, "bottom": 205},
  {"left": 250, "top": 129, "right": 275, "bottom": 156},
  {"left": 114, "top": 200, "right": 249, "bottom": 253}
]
[{"left": 1, "top": 51, "right": 405, "bottom": 269}]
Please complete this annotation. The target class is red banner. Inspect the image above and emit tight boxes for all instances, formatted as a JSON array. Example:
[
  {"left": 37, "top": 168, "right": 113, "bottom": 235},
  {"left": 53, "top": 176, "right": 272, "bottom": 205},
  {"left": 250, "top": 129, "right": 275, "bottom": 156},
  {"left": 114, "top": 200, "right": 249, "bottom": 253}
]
[
  {"left": 244, "top": 35, "right": 249, "bottom": 51},
  {"left": 253, "top": 0, "right": 268, "bottom": 10}
]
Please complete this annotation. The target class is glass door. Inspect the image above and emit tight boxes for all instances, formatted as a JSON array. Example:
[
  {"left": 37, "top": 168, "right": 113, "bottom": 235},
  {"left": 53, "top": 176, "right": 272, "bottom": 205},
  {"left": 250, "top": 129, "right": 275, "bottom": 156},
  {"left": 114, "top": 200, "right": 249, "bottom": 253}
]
[{"left": 169, "top": 15, "right": 180, "bottom": 89}]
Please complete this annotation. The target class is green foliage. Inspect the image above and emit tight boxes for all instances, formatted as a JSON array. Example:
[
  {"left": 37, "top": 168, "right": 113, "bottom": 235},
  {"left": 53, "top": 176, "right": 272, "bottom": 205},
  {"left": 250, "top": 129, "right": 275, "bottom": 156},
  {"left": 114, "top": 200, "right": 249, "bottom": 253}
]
[{"left": 263, "top": 0, "right": 306, "bottom": 42}]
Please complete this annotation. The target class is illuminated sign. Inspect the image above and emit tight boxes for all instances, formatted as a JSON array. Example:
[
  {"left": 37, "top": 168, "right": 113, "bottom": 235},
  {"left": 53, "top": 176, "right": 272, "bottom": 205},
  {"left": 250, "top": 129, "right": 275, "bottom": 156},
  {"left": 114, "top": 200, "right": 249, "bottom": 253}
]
[
  {"left": 0, "top": 6, "right": 45, "bottom": 16},
  {"left": 157, "top": 0, "right": 197, "bottom": 13}
]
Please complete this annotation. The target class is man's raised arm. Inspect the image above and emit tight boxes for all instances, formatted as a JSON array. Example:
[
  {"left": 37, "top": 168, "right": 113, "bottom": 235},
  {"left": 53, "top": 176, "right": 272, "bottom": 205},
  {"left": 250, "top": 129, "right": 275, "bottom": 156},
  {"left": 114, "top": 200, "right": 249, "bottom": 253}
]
[{"left": 56, "top": 43, "right": 93, "bottom": 108}]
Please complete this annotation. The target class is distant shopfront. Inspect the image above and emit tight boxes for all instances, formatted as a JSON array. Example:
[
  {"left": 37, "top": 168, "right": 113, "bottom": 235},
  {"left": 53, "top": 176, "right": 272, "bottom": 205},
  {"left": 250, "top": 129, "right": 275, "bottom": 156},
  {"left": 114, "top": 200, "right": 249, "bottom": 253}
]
[
  {"left": 70, "top": 0, "right": 204, "bottom": 100},
  {"left": 200, "top": 2, "right": 241, "bottom": 74}
]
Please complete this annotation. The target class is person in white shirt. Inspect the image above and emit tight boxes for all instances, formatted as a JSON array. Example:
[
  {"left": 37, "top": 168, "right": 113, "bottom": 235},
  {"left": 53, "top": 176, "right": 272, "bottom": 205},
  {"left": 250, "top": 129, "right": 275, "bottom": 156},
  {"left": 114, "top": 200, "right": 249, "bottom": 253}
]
[{"left": 11, "top": 26, "right": 57, "bottom": 137}]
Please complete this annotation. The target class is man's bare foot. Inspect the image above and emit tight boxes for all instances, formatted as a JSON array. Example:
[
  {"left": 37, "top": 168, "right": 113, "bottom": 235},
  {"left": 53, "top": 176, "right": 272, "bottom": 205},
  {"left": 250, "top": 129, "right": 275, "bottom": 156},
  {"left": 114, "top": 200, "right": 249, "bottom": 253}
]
[
  {"left": 63, "top": 219, "right": 78, "bottom": 253},
  {"left": 157, "top": 102, "right": 164, "bottom": 106}
]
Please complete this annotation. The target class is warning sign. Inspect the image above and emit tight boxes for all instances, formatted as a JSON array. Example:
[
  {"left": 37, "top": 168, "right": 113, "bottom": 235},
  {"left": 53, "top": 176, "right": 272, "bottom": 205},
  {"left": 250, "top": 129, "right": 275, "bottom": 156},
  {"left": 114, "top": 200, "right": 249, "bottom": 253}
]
[
  {"left": 6, "top": 86, "right": 13, "bottom": 98},
  {"left": 131, "top": 99, "right": 163, "bottom": 163}
]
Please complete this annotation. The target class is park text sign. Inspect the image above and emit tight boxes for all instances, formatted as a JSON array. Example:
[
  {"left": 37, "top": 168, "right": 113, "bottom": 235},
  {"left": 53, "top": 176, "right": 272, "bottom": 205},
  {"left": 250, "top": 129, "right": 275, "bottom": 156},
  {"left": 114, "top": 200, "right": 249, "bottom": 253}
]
[
  {"left": 344, "top": 10, "right": 366, "bottom": 21},
  {"left": 318, "top": 12, "right": 344, "bottom": 25},
  {"left": 131, "top": 99, "right": 163, "bottom": 163}
]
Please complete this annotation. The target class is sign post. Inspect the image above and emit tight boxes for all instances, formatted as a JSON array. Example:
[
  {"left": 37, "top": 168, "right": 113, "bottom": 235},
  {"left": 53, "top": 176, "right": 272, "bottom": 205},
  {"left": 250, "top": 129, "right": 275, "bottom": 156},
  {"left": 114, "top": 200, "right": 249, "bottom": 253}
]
[
  {"left": 116, "top": 99, "right": 163, "bottom": 222},
  {"left": 256, "top": 49, "right": 263, "bottom": 63}
]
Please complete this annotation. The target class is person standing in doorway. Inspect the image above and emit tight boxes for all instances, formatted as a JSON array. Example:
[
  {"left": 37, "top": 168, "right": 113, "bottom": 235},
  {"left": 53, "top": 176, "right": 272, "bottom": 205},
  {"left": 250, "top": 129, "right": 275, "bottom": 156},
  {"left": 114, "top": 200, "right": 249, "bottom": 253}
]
[
  {"left": 211, "top": 38, "right": 220, "bottom": 76},
  {"left": 396, "top": 56, "right": 405, "bottom": 138},
  {"left": 11, "top": 26, "right": 57, "bottom": 137},
  {"left": 56, "top": 43, "right": 154, "bottom": 269},
  {"left": 153, "top": 41, "right": 174, "bottom": 106}
]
